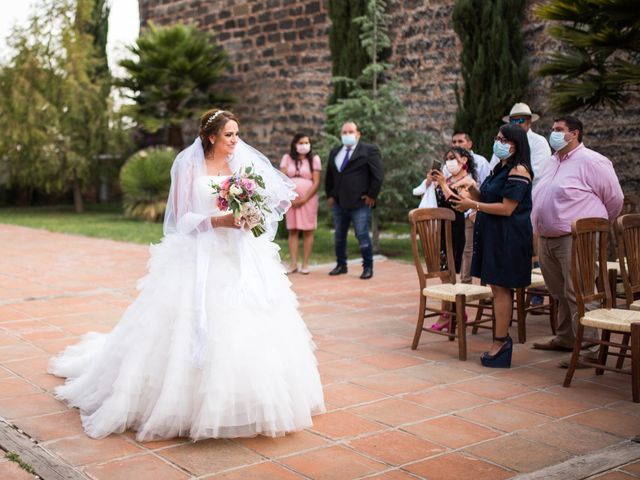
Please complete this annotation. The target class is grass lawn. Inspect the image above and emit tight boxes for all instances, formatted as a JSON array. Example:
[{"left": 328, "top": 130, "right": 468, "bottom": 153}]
[{"left": 0, "top": 204, "right": 414, "bottom": 265}]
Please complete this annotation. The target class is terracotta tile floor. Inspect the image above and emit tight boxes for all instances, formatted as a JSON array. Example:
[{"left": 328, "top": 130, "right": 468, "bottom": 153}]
[{"left": 0, "top": 224, "right": 639, "bottom": 479}]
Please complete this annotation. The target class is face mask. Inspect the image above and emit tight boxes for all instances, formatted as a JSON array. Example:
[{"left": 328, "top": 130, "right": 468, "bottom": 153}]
[
  {"left": 341, "top": 134, "right": 357, "bottom": 147},
  {"left": 445, "top": 159, "right": 461, "bottom": 175},
  {"left": 493, "top": 141, "right": 512, "bottom": 160},
  {"left": 549, "top": 131, "right": 568, "bottom": 151},
  {"left": 296, "top": 143, "right": 311, "bottom": 155}
]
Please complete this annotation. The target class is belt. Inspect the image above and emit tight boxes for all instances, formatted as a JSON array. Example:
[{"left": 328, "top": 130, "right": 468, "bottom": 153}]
[{"left": 539, "top": 233, "right": 571, "bottom": 239}]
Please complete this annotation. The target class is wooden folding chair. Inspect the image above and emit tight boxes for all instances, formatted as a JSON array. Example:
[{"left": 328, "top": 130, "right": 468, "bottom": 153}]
[
  {"left": 616, "top": 214, "right": 640, "bottom": 312},
  {"left": 563, "top": 217, "right": 640, "bottom": 402},
  {"left": 408, "top": 208, "right": 493, "bottom": 360}
]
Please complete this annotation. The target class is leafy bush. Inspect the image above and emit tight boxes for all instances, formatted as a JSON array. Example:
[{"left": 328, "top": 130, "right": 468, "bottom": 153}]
[{"left": 119, "top": 147, "right": 175, "bottom": 221}]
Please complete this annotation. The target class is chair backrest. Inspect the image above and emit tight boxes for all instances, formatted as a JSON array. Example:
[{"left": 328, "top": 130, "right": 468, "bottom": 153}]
[
  {"left": 408, "top": 208, "right": 457, "bottom": 289},
  {"left": 616, "top": 213, "right": 640, "bottom": 307},
  {"left": 571, "top": 217, "right": 612, "bottom": 317}
]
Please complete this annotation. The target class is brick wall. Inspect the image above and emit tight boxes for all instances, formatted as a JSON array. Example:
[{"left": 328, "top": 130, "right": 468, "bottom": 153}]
[{"left": 139, "top": 0, "right": 638, "bottom": 195}]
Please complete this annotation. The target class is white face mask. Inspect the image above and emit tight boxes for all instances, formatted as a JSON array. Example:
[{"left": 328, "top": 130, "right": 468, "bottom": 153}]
[
  {"left": 341, "top": 134, "right": 357, "bottom": 146},
  {"left": 549, "top": 131, "right": 569, "bottom": 151},
  {"left": 446, "top": 159, "right": 462, "bottom": 175},
  {"left": 296, "top": 143, "right": 311, "bottom": 155}
]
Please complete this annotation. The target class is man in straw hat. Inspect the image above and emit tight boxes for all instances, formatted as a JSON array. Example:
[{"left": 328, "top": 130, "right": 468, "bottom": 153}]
[{"left": 489, "top": 102, "right": 551, "bottom": 188}]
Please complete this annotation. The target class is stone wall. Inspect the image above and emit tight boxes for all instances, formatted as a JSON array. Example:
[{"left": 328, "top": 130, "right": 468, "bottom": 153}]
[{"left": 139, "top": 0, "right": 638, "bottom": 194}]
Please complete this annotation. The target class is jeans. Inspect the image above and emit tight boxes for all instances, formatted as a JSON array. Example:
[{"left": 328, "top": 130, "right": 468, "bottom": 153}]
[{"left": 332, "top": 204, "right": 373, "bottom": 269}]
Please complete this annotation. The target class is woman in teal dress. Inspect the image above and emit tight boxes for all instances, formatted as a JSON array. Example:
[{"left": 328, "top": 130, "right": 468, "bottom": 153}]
[{"left": 449, "top": 124, "right": 533, "bottom": 368}]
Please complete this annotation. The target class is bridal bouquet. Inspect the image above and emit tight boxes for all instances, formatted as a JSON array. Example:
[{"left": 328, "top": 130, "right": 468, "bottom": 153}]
[{"left": 211, "top": 167, "right": 271, "bottom": 237}]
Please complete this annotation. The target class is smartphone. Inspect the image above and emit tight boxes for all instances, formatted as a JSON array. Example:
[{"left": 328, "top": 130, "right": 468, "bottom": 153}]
[{"left": 431, "top": 159, "right": 442, "bottom": 171}]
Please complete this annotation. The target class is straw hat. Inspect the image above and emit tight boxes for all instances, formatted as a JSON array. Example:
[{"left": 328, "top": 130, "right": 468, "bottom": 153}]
[{"left": 502, "top": 103, "right": 540, "bottom": 123}]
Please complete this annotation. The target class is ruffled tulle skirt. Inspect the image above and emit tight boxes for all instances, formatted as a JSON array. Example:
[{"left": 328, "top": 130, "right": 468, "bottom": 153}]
[{"left": 48, "top": 229, "right": 325, "bottom": 441}]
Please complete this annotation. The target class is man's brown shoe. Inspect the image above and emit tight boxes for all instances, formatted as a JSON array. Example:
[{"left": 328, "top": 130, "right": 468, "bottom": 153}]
[{"left": 532, "top": 339, "right": 573, "bottom": 352}]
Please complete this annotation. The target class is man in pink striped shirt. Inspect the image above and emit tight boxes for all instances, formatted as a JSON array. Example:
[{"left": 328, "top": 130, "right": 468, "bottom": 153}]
[{"left": 531, "top": 116, "right": 623, "bottom": 365}]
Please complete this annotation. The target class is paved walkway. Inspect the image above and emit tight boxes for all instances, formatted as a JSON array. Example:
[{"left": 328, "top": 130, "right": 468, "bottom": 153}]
[{"left": 0, "top": 224, "right": 638, "bottom": 480}]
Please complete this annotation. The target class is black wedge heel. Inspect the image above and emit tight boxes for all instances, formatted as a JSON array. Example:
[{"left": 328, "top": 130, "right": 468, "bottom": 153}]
[{"left": 480, "top": 336, "right": 513, "bottom": 368}]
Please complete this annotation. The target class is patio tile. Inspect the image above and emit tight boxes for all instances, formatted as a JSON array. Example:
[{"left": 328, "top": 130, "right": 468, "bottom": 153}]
[
  {"left": 567, "top": 409, "right": 640, "bottom": 437},
  {"left": 465, "top": 435, "right": 572, "bottom": 473},
  {"left": 350, "top": 372, "right": 433, "bottom": 395},
  {"left": 364, "top": 470, "right": 422, "bottom": 479},
  {"left": 319, "top": 359, "right": 384, "bottom": 382},
  {"left": 399, "top": 363, "right": 477, "bottom": 385},
  {"left": 546, "top": 382, "right": 631, "bottom": 406},
  {"left": 349, "top": 398, "right": 438, "bottom": 426},
  {"left": 0, "top": 377, "right": 41, "bottom": 398},
  {"left": 451, "top": 377, "right": 533, "bottom": 400},
  {"left": 84, "top": 454, "right": 189, "bottom": 480},
  {"left": 402, "top": 415, "right": 501, "bottom": 449},
  {"left": 0, "top": 344, "right": 45, "bottom": 363},
  {"left": 591, "top": 473, "right": 637, "bottom": 480},
  {"left": 404, "top": 452, "right": 513, "bottom": 480},
  {"left": 354, "top": 334, "right": 412, "bottom": 350},
  {"left": 13, "top": 410, "right": 86, "bottom": 442},
  {"left": 2, "top": 356, "right": 50, "bottom": 379},
  {"left": 47, "top": 434, "right": 144, "bottom": 466},
  {"left": 622, "top": 460, "right": 640, "bottom": 475},
  {"left": 457, "top": 403, "right": 551, "bottom": 432},
  {"left": 0, "top": 392, "right": 67, "bottom": 419},
  {"left": 490, "top": 366, "right": 564, "bottom": 388},
  {"left": 403, "top": 387, "right": 491, "bottom": 413},
  {"left": 323, "top": 383, "right": 387, "bottom": 409},
  {"left": 505, "top": 391, "right": 593, "bottom": 418},
  {"left": 348, "top": 430, "right": 445, "bottom": 465},
  {"left": 281, "top": 445, "right": 386, "bottom": 480},
  {"left": 0, "top": 459, "right": 37, "bottom": 479},
  {"left": 236, "top": 431, "right": 328, "bottom": 458},
  {"left": 158, "top": 439, "right": 263, "bottom": 476},
  {"left": 0, "top": 333, "right": 21, "bottom": 347},
  {"left": 358, "top": 352, "right": 425, "bottom": 370},
  {"left": 209, "top": 461, "right": 302, "bottom": 479},
  {"left": 309, "top": 411, "right": 384, "bottom": 440},
  {"left": 316, "top": 340, "right": 377, "bottom": 358},
  {"left": 518, "top": 421, "right": 623, "bottom": 455}
]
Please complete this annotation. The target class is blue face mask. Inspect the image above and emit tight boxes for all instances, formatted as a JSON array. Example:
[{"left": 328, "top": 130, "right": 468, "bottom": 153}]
[
  {"left": 493, "top": 141, "right": 512, "bottom": 160},
  {"left": 549, "top": 131, "right": 568, "bottom": 151},
  {"left": 341, "top": 134, "right": 357, "bottom": 147}
]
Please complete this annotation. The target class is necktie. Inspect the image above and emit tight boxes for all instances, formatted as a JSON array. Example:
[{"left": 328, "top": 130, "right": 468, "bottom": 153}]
[{"left": 340, "top": 147, "right": 352, "bottom": 172}]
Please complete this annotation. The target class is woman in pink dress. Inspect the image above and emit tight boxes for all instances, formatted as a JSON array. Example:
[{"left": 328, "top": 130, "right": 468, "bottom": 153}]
[{"left": 280, "top": 133, "right": 322, "bottom": 274}]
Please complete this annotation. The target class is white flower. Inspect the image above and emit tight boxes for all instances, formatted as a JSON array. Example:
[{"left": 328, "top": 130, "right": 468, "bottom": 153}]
[
  {"left": 229, "top": 184, "right": 243, "bottom": 196},
  {"left": 240, "top": 202, "right": 263, "bottom": 228}
]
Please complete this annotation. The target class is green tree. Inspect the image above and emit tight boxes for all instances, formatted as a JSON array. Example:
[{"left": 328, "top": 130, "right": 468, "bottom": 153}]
[
  {"left": 0, "top": 0, "right": 109, "bottom": 212},
  {"left": 118, "top": 23, "right": 231, "bottom": 150},
  {"left": 325, "top": 0, "right": 432, "bottom": 250},
  {"left": 452, "top": 0, "right": 529, "bottom": 157},
  {"left": 327, "top": 0, "right": 370, "bottom": 103},
  {"left": 536, "top": 0, "right": 640, "bottom": 112}
]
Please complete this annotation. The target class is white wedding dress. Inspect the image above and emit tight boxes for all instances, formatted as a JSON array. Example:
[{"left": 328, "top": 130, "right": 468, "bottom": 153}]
[{"left": 49, "top": 172, "right": 325, "bottom": 441}]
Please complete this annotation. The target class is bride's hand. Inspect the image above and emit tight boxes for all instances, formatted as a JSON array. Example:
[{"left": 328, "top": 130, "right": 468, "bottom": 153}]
[{"left": 211, "top": 213, "right": 241, "bottom": 229}]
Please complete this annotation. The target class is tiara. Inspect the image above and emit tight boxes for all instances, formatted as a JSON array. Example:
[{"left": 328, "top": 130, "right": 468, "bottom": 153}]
[{"left": 205, "top": 110, "right": 225, "bottom": 128}]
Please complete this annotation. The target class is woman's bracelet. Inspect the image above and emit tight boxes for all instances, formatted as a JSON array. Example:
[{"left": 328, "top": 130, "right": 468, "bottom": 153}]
[{"left": 475, "top": 202, "right": 480, "bottom": 212}]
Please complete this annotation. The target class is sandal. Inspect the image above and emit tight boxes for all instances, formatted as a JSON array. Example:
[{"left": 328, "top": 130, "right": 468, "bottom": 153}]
[
  {"left": 299, "top": 268, "right": 310, "bottom": 275},
  {"left": 286, "top": 266, "right": 298, "bottom": 275}
]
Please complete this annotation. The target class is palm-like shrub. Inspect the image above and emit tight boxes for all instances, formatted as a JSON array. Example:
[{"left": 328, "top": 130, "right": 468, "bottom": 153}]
[{"left": 120, "top": 147, "right": 175, "bottom": 221}]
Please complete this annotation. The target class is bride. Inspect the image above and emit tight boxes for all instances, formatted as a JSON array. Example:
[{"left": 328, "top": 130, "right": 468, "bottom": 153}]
[{"left": 48, "top": 109, "right": 325, "bottom": 441}]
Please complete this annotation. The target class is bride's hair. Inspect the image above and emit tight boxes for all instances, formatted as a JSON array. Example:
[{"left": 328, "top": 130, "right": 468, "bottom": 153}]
[{"left": 199, "top": 108, "right": 239, "bottom": 154}]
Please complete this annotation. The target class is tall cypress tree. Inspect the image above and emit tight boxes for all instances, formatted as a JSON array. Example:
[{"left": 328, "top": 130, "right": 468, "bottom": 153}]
[
  {"left": 452, "top": 0, "right": 529, "bottom": 157},
  {"left": 327, "top": 0, "right": 370, "bottom": 103}
]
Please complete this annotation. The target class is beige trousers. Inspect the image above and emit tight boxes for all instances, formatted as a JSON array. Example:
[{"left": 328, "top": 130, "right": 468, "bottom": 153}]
[
  {"left": 538, "top": 235, "right": 598, "bottom": 348},
  {"left": 460, "top": 217, "right": 474, "bottom": 284}
]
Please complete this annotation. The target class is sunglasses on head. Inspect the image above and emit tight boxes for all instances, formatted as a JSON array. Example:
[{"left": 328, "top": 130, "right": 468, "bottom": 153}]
[{"left": 509, "top": 117, "right": 528, "bottom": 125}]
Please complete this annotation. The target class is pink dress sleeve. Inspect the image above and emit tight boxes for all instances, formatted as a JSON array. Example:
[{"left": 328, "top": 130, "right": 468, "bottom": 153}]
[
  {"left": 312, "top": 155, "right": 322, "bottom": 171},
  {"left": 280, "top": 154, "right": 290, "bottom": 169}
]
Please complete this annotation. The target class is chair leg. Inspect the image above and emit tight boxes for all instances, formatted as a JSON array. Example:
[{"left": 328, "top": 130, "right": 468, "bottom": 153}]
[
  {"left": 596, "top": 330, "right": 610, "bottom": 375},
  {"left": 412, "top": 295, "right": 426, "bottom": 350},
  {"left": 516, "top": 287, "right": 526, "bottom": 344},
  {"left": 456, "top": 294, "right": 467, "bottom": 361},
  {"left": 549, "top": 297, "right": 557, "bottom": 335},
  {"left": 472, "top": 303, "right": 483, "bottom": 335},
  {"left": 617, "top": 333, "right": 630, "bottom": 370},
  {"left": 564, "top": 321, "right": 585, "bottom": 388},
  {"left": 448, "top": 300, "right": 457, "bottom": 342},
  {"left": 631, "top": 324, "right": 639, "bottom": 403}
]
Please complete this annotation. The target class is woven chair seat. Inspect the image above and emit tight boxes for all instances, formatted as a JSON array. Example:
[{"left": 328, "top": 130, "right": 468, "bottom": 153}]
[
  {"left": 528, "top": 273, "right": 546, "bottom": 289},
  {"left": 423, "top": 283, "right": 493, "bottom": 302},
  {"left": 631, "top": 300, "right": 640, "bottom": 312},
  {"left": 581, "top": 308, "right": 640, "bottom": 333}
]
